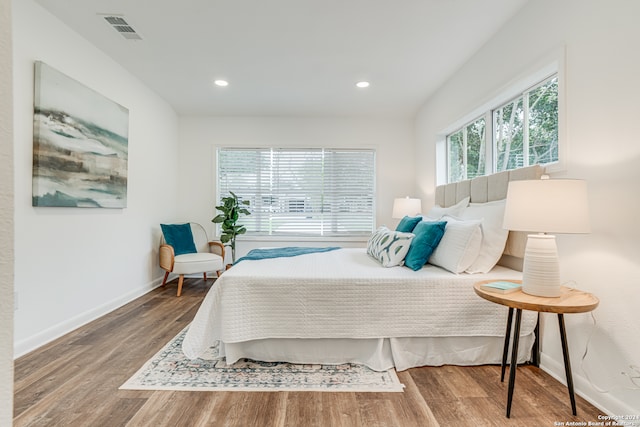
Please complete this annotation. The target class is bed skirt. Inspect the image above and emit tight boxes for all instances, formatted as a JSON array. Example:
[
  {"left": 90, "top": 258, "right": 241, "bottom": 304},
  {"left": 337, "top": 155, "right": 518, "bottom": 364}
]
[{"left": 218, "top": 333, "right": 536, "bottom": 372}]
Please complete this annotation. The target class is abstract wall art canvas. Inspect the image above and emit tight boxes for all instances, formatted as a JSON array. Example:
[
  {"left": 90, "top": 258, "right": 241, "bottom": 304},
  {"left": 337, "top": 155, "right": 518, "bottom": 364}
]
[{"left": 32, "top": 61, "right": 129, "bottom": 208}]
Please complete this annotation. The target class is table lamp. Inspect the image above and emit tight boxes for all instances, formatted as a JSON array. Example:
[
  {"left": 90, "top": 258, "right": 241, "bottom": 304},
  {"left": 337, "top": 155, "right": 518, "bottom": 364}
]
[
  {"left": 392, "top": 197, "right": 422, "bottom": 219},
  {"left": 502, "top": 177, "right": 590, "bottom": 297}
]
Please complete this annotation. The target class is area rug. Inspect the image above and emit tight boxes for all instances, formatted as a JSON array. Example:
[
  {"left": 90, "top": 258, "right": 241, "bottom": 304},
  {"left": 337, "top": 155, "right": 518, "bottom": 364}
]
[{"left": 120, "top": 327, "right": 404, "bottom": 392}]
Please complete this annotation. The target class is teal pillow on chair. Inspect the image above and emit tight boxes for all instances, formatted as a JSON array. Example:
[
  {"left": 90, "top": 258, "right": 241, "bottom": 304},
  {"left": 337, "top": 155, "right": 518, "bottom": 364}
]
[
  {"left": 161, "top": 223, "right": 197, "bottom": 256},
  {"left": 395, "top": 215, "right": 422, "bottom": 233},
  {"left": 404, "top": 221, "right": 447, "bottom": 271}
]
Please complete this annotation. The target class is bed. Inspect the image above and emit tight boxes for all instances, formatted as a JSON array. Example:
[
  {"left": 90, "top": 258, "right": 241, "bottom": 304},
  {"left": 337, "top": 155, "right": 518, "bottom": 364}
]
[{"left": 182, "top": 165, "right": 544, "bottom": 372}]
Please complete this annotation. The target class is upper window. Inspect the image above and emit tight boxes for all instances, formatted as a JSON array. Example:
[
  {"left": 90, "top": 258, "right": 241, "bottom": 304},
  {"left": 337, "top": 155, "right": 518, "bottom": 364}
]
[
  {"left": 446, "top": 74, "right": 558, "bottom": 183},
  {"left": 447, "top": 117, "right": 486, "bottom": 183},
  {"left": 217, "top": 147, "right": 375, "bottom": 237}
]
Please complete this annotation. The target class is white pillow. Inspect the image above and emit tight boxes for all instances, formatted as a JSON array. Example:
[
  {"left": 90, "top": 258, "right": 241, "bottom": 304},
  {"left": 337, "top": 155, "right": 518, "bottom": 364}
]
[
  {"left": 461, "top": 199, "right": 509, "bottom": 273},
  {"left": 424, "top": 196, "right": 470, "bottom": 220},
  {"left": 428, "top": 216, "right": 482, "bottom": 273},
  {"left": 367, "top": 226, "right": 415, "bottom": 267}
]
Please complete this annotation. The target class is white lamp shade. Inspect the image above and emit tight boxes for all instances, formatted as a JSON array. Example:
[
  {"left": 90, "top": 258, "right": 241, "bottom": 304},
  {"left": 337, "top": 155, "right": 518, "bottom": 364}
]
[
  {"left": 503, "top": 178, "right": 590, "bottom": 298},
  {"left": 392, "top": 197, "right": 422, "bottom": 219},
  {"left": 503, "top": 179, "right": 590, "bottom": 234}
]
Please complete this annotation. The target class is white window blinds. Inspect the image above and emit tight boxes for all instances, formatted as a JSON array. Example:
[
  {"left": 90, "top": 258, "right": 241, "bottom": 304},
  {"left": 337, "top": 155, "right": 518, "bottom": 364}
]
[{"left": 217, "top": 148, "right": 375, "bottom": 237}]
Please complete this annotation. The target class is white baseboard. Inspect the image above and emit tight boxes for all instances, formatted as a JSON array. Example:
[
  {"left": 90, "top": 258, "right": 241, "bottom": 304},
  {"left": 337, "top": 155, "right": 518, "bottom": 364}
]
[
  {"left": 14, "top": 277, "right": 164, "bottom": 359},
  {"left": 540, "top": 352, "right": 638, "bottom": 417}
]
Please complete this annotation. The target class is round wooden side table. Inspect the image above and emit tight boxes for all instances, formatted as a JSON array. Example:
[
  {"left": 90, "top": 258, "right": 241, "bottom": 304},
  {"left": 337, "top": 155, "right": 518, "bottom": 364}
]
[{"left": 474, "top": 280, "right": 599, "bottom": 418}]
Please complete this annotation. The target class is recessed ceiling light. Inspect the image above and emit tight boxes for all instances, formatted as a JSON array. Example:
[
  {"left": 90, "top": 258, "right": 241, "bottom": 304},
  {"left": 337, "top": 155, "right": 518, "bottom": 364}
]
[
  {"left": 356, "top": 81, "right": 370, "bottom": 88},
  {"left": 214, "top": 79, "right": 229, "bottom": 87}
]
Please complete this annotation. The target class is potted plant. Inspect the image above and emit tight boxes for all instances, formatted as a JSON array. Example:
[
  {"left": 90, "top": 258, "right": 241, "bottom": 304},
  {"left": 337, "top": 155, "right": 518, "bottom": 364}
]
[{"left": 212, "top": 191, "right": 251, "bottom": 264}]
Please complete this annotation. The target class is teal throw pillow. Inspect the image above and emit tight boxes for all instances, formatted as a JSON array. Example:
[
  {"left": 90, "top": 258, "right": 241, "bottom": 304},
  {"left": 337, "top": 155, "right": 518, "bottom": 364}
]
[
  {"left": 161, "top": 223, "right": 197, "bottom": 256},
  {"left": 404, "top": 221, "right": 447, "bottom": 271},
  {"left": 395, "top": 215, "right": 422, "bottom": 233}
]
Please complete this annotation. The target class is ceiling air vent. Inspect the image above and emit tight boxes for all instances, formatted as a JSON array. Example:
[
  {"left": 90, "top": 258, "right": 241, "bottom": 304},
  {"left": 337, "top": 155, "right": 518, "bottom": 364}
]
[{"left": 101, "top": 15, "right": 143, "bottom": 41}]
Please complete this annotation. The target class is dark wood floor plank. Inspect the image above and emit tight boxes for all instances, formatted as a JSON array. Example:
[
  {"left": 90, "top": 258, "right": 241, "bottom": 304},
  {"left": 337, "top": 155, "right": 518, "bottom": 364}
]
[
  {"left": 13, "top": 342, "right": 88, "bottom": 395},
  {"left": 14, "top": 277, "right": 604, "bottom": 426},
  {"left": 408, "top": 364, "right": 456, "bottom": 402},
  {"left": 284, "top": 392, "right": 326, "bottom": 427},
  {"left": 432, "top": 365, "right": 488, "bottom": 398},
  {"left": 392, "top": 371, "right": 440, "bottom": 427},
  {"left": 320, "top": 393, "right": 362, "bottom": 427},
  {"left": 123, "top": 390, "right": 185, "bottom": 427},
  {"left": 357, "top": 399, "right": 400, "bottom": 427}
]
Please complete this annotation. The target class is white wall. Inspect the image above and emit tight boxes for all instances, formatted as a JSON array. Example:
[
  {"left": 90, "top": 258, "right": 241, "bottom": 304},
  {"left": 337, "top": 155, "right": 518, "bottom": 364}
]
[
  {"left": 12, "top": 0, "right": 180, "bottom": 356},
  {"left": 0, "top": 0, "right": 14, "bottom": 423},
  {"left": 178, "top": 116, "right": 416, "bottom": 262},
  {"left": 415, "top": 0, "right": 640, "bottom": 415}
]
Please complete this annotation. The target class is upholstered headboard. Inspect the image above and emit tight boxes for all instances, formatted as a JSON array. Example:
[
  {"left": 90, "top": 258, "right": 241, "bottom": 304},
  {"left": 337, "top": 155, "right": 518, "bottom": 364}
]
[{"left": 434, "top": 165, "right": 544, "bottom": 270}]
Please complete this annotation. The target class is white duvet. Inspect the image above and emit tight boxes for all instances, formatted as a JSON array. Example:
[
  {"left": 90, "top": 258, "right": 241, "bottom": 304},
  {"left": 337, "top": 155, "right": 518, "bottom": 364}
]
[{"left": 182, "top": 248, "right": 536, "bottom": 359}]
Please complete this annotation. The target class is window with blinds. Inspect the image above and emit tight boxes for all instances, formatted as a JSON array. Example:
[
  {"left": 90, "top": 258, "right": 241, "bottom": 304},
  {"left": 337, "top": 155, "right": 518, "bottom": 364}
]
[{"left": 217, "top": 147, "right": 376, "bottom": 237}]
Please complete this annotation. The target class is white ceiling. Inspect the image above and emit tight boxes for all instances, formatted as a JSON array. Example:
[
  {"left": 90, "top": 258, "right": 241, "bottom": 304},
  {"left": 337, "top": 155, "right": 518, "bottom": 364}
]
[{"left": 33, "top": 0, "right": 528, "bottom": 117}]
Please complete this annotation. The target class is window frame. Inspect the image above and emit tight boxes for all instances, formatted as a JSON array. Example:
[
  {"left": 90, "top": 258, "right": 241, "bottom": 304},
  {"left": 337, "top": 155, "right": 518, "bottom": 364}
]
[
  {"left": 215, "top": 146, "right": 377, "bottom": 240},
  {"left": 437, "top": 51, "right": 566, "bottom": 185},
  {"left": 492, "top": 74, "right": 559, "bottom": 173},
  {"left": 446, "top": 115, "right": 488, "bottom": 183}
]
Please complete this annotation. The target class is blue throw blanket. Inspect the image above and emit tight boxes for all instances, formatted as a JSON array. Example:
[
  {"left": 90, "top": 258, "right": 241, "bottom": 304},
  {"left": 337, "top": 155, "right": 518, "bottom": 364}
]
[{"left": 235, "top": 246, "right": 341, "bottom": 264}]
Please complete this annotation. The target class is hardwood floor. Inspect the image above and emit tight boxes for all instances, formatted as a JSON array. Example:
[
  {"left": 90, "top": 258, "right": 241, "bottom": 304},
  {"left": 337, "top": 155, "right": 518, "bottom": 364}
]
[{"left": 14, "top": 278, "right": 604, "bottom": 426}]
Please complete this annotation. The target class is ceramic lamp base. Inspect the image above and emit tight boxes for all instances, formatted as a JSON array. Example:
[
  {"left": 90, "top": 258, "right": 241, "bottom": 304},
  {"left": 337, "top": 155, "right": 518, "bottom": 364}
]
[{"left": 522, "top": 234, "right": 561, "bottom": 297}]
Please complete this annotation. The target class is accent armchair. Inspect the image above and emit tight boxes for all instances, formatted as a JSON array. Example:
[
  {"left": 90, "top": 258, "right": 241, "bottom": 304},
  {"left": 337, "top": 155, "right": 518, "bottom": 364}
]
[{"left": 159, "top": 222, "right": 225, "bottom": 296}]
